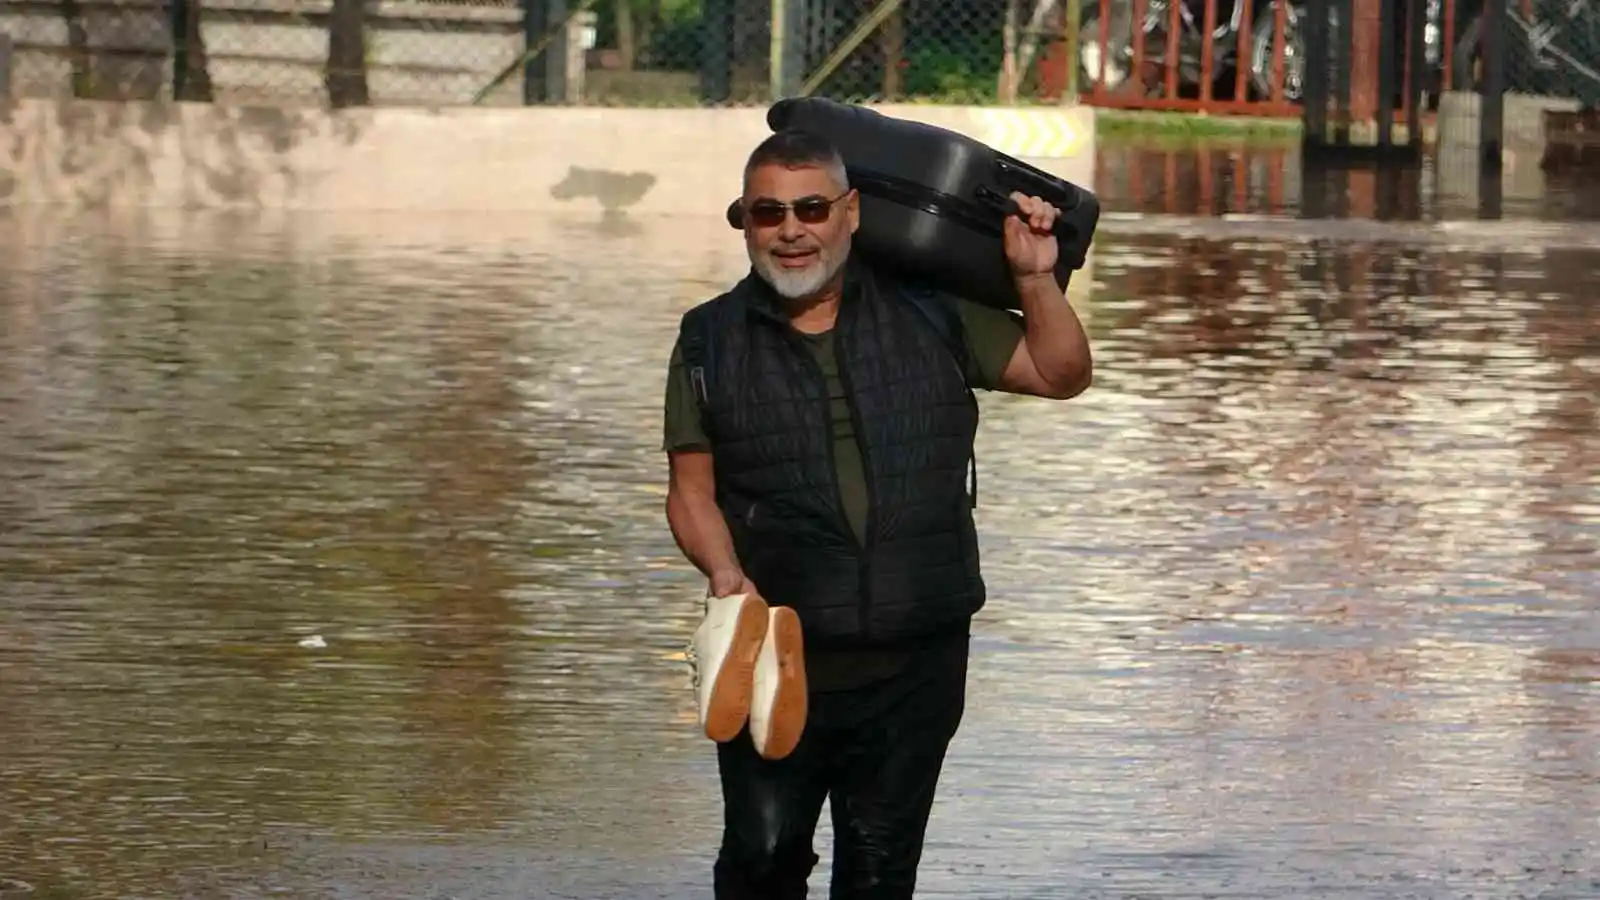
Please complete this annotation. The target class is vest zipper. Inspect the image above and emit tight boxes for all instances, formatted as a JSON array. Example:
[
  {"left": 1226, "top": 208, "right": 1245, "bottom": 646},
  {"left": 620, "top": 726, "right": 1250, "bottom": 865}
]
[
  {"left": 832, "top": 338, "right": 877, "bottom": 642},
  {"left": 787, "top": 332, "right": 859, "bottom": 547},
  {"left": 787, "top": 327, "right": 872, "bottom": 639}
]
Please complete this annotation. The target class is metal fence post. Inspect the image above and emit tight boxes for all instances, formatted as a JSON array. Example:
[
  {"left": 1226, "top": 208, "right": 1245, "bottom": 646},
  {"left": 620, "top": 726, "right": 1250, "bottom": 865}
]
[
  {"left": 1332, "top": 0, "right": 1353, "bottom": 143},
  {"left": 170, "top": 0, "right": 189, "bottom": 100},
  {"left": 1303, "top": 0, "right": 1330, "bottom": 146},
  {"left": 544, "top": 0, "right": 569, "bottom": 103},
  {"left": 563, "top": 8, "right": 592, "bottom": 103},
  {"left": 520, "top": 0, "right": 547, "bottom": 104},
  {"left": 1479, "top": 0, "right": 1506, "bottom": 173},
  {"left": 769, "top": 0, "right": 788, "bottom": 100},
  {"left": 1405, "top": 0, "right": 1426, "bottom": 144},
  {"left": 699, "top": 0, "right": 732, "bottom": 103},
  {"left": 1376, "top": 0, "right": 1396, "bottom": 147},
  {"left": 769, "top": 0, "right": 805, "bottom": 99},
  {"left": 1063, "top": 0, "right": 1080, "bottom": 102},
  {"left": 0, "top": 31, "right": 11, "bottom": 98}
]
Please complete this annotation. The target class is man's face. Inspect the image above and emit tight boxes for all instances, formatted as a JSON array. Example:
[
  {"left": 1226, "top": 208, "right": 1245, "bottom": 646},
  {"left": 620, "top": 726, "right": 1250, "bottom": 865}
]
[{"left": 741, "top": 162, "right": 859, "bottom": 301}]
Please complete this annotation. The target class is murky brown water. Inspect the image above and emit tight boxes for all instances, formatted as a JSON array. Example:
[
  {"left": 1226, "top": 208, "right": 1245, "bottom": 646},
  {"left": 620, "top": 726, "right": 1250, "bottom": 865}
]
[
  {"left": 2, "top": 204, "right": 1597, "bottom": 899},
  {"left": 1095, "top": 140, "right": 1600, "bottom": 221}
]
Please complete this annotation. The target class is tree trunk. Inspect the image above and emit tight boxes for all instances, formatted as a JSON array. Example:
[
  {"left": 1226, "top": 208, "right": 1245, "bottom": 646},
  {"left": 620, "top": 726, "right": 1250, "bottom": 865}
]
[
  {"left": 1014, "top": 0, "right": 1061, "bottom": 96},
  {"left": 326, "top": 0, "right": 370, "bottom": 108},
  {"left": 999, "top": 0, "right": 1020, "bottom": 103},
  {"left": 616, "top": 0, "right": 636, "bottom": 69},
  {"left": 177, "top": 0, "right": 215, "bottom": 102},
  {"left": 638, "top": 0, "right": 662, "bottom": 65},
  {"left": 879, "top": 4, "right": 903, "bottom": 99}
]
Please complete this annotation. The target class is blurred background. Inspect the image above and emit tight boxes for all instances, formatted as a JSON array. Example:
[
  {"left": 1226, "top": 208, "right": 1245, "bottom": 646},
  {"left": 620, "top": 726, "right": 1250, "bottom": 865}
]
[{"left": 1, "top": 0, "right": 1596, "bottom": 111}]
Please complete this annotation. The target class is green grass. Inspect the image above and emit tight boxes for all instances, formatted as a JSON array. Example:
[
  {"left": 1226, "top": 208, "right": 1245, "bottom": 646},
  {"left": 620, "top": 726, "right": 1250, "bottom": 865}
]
[{"left": 1095, "top": 108, "right": 1303, "bottom": 144}]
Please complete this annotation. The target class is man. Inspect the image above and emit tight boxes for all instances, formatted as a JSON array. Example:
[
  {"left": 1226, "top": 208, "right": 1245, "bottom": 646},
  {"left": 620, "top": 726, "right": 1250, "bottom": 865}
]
[{"left": 663, "top": 129, "right": 1092, "bottom": 899}]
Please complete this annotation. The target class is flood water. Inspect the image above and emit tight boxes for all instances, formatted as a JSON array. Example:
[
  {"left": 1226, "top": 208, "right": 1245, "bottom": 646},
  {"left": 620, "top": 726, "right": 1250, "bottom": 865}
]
[
  {"left": 1, "top": 199, "right": 1597, "bottom": 899},
  {"left": 1095, "top": 139, "right": 1600, "bottom": 221}
]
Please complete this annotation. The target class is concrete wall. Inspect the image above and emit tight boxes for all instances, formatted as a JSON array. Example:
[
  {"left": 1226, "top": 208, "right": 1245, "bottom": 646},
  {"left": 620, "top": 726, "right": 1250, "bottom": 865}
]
[
  {"left": 0, "top": 98, "right": 1096, "bottom": 217},
  {"left": 1433, "top": 90, "right": 1581, "bottom": 209}
]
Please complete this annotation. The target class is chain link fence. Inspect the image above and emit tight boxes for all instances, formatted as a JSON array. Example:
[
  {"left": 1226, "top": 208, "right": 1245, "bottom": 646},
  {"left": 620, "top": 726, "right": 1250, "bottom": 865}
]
[
  {"left": 678, "top": 0, "right": 1075, "bottom": 106},
  {"left": 1442, "top": 0, "right": 1600, "bottom": 107},
  {"left": 0, "top": 0, "right": 527, "bottom": 107},
  {"left": 0, "top": 0, "right": 1082, "bottom": 107},
  {"left": 5, "top": 0, "right": 1597, "bottom": 110}
]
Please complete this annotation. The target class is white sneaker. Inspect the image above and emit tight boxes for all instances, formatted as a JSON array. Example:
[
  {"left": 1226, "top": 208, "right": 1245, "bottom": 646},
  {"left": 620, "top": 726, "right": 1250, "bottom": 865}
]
[
  {"left": 689, "top": 592, "right": 770, "bottom": 743},
  {"left": 749, "top": 605, "right": 808, "bottom": 761}
]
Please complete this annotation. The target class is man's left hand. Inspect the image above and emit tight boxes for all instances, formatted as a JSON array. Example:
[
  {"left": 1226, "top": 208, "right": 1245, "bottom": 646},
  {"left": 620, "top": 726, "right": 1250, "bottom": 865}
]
[{"left": 1002, "top": 192, "right": 1060, "bottom": 277}]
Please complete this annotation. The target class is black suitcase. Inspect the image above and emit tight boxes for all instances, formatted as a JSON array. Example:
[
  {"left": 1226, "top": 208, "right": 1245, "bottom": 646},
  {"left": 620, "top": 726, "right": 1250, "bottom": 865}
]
[{"left": 727, "top": 97, "right": 1100, "bottom": 311}]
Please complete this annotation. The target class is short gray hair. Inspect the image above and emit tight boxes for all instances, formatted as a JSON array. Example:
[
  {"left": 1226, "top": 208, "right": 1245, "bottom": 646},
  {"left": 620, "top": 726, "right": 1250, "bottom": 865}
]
[{"left": 743, "top": 129, "right": 849, "bottom": 194}]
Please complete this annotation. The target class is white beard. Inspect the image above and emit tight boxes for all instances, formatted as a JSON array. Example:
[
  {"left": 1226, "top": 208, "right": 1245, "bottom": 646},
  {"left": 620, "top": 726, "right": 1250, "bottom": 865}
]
[{"left": 751, "top": 238, "right": 850, "bottom": 300}]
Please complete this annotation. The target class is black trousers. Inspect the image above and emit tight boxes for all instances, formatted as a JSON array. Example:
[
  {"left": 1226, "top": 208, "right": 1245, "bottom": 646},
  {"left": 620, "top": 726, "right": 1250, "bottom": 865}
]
[{"left": 712, "top": 635, "right": 969, "bottom": 900}]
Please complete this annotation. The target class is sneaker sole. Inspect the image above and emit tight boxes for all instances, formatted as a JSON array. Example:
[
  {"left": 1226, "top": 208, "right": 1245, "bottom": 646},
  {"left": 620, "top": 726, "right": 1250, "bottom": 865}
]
[
  {"left": 703, "top": 595, "right": 769, "bottom": 743},
  {"left": 755, "top": 606, "right": 807, "bottom": 761}
]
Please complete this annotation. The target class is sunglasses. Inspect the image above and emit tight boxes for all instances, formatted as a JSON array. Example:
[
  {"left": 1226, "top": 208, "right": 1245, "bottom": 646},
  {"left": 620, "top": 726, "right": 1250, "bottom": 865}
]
[{"left": 741, "top": 191, "right": 851, "bottom": 228}]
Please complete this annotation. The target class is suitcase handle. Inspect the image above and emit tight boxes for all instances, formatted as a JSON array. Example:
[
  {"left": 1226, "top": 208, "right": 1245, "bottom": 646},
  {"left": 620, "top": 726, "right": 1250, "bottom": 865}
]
[
  {"left": 975, "top": 184, "right": 1080, "bottom": 241},
  {"left": 993, "top": 157, "right": 1084, "bottom": 212}
]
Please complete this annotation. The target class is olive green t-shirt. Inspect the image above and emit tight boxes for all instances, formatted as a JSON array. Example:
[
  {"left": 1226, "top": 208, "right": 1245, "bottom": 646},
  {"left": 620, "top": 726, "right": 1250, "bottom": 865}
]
[{"left": 663, "top": 296, "right": 1026, "bottom": 691}]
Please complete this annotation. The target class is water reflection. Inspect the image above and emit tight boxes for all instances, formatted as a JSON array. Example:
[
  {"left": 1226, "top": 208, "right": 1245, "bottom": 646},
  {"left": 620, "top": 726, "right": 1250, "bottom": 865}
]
[
  {"left": 1095, "top": 138, "right": 1600, "bottom": 222},
  {"left": 1095, "top": 140, "right": 1303, "bottom": 217},
  {"left": 1, "top": 209, "right": 1596, "bottom": 898}
]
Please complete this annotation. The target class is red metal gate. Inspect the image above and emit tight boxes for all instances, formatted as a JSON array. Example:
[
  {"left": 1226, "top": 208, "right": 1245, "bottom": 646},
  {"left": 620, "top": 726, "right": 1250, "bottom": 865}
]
[{"left": 1074, "top": 0, "right": 1441, "bottom": 121}]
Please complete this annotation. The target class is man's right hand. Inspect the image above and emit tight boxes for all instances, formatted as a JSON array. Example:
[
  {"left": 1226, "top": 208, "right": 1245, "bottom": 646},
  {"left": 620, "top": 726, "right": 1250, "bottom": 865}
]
[{"left": 708, "top": 568, "right": 754, "bottom": 598}]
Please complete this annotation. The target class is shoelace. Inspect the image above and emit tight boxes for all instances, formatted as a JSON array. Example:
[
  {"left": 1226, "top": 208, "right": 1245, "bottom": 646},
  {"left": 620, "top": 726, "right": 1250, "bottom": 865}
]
[
  {"left": 683, "top": 639, "right": 702, "bottom": 691},
  {"left": 683, "top": 599, "right": 713, "bottom": 693}
]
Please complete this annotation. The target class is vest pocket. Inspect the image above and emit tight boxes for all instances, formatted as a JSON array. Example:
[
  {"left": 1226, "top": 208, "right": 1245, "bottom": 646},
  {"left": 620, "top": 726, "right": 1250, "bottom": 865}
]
[
  {"left": 723, "top": 496, "right": 768, "bottom": 572},
  {"left": 724, "top": 497, "right": 763, "bottom": 540}
]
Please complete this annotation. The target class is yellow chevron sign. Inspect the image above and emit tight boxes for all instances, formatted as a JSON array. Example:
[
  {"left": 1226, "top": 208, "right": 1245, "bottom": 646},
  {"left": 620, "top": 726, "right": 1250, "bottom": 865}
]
[{"left": 973, "top": 108, "right": 1088, "bottom": 159}]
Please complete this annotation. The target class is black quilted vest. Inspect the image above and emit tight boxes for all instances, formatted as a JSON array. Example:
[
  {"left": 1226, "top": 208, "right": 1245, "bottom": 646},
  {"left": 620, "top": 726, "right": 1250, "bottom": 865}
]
[{"left": 677, "top": 260, "right": 985, "bottom": 648}]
